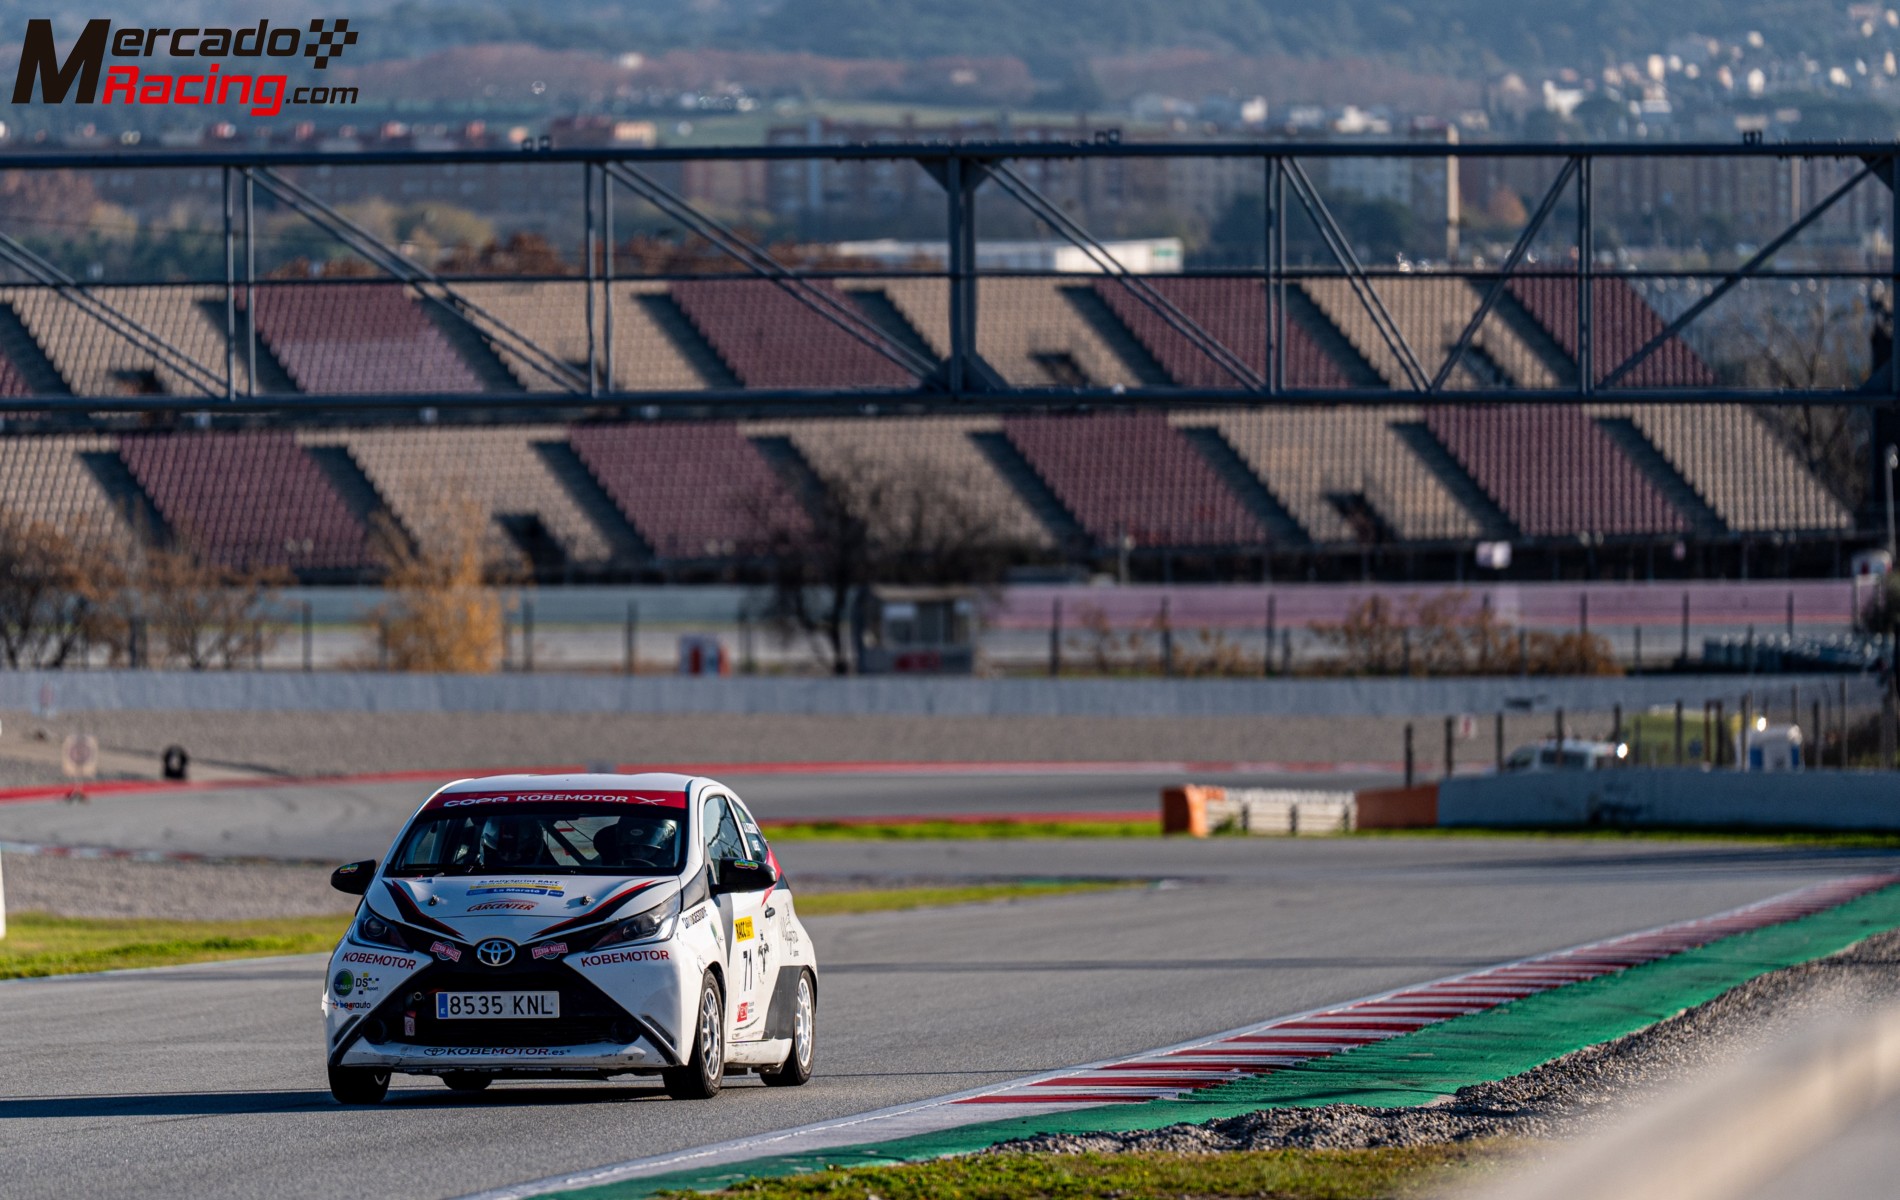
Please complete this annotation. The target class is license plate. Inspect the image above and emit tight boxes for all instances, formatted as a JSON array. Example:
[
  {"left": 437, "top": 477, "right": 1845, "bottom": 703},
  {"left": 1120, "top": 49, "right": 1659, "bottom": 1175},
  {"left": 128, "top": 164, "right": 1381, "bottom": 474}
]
[{"left": 435, "top": 991, "right": 561, "bottom": 1019}]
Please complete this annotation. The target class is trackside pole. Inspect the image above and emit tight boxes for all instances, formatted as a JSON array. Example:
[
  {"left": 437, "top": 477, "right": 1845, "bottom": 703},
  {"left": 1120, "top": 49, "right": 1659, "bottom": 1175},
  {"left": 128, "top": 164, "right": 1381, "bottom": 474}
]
[{"left": 1, "top": 847, "right": 7, "bottom": 939}]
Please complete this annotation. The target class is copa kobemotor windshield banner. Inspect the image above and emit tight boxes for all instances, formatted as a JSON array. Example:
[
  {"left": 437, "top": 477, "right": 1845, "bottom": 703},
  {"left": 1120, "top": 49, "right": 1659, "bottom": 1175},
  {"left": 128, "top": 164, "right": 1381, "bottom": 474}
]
[{"left": 12, "top": 17, "right": 361, "bottom": 117}]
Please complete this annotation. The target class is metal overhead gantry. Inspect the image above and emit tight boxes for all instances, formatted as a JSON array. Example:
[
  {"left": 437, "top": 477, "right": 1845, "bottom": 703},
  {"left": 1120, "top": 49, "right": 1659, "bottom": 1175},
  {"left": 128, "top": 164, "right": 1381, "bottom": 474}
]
[{"left": 0, "top": 139, "right": 1891, "bottom": 414}]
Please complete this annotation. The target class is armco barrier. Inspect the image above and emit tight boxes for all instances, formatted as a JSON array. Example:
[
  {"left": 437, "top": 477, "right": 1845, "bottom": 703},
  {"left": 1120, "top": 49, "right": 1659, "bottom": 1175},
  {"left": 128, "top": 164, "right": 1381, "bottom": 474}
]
[
  {"left": 0, "top": 670, "right": 1877, "bottom": 718},
  {"left": 1438, "top": 769, "right": 1900, "bottom": 831}
]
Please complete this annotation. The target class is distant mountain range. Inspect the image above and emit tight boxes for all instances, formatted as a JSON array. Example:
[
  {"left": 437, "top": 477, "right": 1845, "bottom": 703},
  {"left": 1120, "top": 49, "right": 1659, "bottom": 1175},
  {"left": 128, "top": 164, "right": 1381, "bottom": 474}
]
[
  {"left": 371, "top": 0, "right": 1842, "bottom": 76},
  {"left": 0, "top": 0, "right": 1867, "bottom": 90}
]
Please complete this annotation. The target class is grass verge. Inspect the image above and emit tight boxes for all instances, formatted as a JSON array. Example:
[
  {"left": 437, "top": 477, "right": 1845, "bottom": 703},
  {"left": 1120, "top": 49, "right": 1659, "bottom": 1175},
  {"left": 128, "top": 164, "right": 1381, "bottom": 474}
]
[
  {"left": 0, "top": 881, "right": 1131, "bottom": 979},
  {"left": 0, "top": 912, "right": 350, "bottom": 980},
  {"left": 1352, "top": 826, "right": 1900, "bottom": 849},
  {"left": 655, "top": 1144, "right": 1514, "bottom": 1200},
  {"left": 764, "top": 820, "right": 1900, "bottom": 847},
  {"left": 763, "top": 820, "right": 1160, "bottom": 840},
  {"left": 796, "top": 881, "right": 1138, "bottom": 917}
]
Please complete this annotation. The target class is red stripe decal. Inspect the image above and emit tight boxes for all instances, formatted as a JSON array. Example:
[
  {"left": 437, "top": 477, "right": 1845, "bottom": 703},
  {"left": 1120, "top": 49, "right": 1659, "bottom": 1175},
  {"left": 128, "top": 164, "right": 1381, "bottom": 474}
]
[
  {"left": 381, "top": 880, "right": 465, "bottom": 940},
  {"left": 530, "top": 880, "right": 660, "bottom": 938}
]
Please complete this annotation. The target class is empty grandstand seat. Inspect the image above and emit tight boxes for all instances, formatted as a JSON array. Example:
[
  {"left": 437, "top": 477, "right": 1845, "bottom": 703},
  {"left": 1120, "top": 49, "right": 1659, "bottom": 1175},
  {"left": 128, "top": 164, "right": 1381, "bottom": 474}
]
[
  {"left": 1197, "top": 407, "right": 1481, "bottom": 543},
  {"left": 1617, "top": 404, "right": 1852, "bottom": 533},
  {"left": 1003, "top": 412, "right": 1265, "bottom": 548},
  {"left": 0, "top": 434, "right": 130, "bottom": 544},
  {"left": 252, "top": 282, "right": 483, "bottom": 395},
  {"left": 4, "top": 285, "right": 254, "bottom": 397},
  {"left": 1425, "top": 406, "right": 1686, "bottom": 537},
  {"left": 671, "top": 279, "right": 918, "bottom": 389},
  {"left": 568, "top": 422, "right": 807, "bottom": 558},
  {"left": 877, "top": 278, "right": 1148, "bottom": 388},
  {"left": 1507, "top": 277, "right": 1715, "bottom": 388},
  {"left": 300, "top": 426, "right": 618, "bottom": 569},
  {"left": 1301, "top": 277, "right": 1563, "bottom": 390},
  {"left": 455, "top": 281, "right": 718, "bottom": 393},
  {"left": 118, "top": 430, "right": 369, "bottom": 570},
  {"left": 1094, "top": 278, "right": 1349, "bottom": 389},
  {"left": 744, "top": 416, "right": 1053, "bottom": 548}
]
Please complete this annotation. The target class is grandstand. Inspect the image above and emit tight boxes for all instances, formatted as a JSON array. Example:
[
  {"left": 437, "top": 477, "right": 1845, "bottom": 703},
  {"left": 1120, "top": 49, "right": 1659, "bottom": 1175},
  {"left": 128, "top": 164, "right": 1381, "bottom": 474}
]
[
  {"left": 1094, "top": 278, "right": 1351, "bottom": 390},
  {"left": 569, "top": 421, "right": 808, "bottom": 560},
  {"left": 252, "top": 283, "right": 484, "bottom": 395},
  {"left": 0, "top": 271, "right": 1865, "bottom": 581},
  {"left": 117, "top": 431, "right": 369, "bottom": 571},
  {"left": 0, "top": 137, "right": 1881, "bottom": 584}
]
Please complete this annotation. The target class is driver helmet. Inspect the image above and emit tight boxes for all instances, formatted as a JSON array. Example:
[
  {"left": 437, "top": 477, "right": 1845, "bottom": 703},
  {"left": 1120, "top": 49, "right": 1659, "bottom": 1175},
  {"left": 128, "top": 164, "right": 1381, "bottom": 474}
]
[
  {"left": 593, "top": 816, "right": 677, "bottom": 867},
  {"left": 480, "top": 816, "right": 544, "bottom": 868}
]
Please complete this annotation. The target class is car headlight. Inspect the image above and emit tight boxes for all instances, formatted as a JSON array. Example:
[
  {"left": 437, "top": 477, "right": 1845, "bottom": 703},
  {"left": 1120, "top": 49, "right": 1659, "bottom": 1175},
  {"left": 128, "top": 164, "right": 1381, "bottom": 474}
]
[
  {"left": 591, "top": 895, "right": 680, "bottom": 949},
  {"left": 354, "top": 911, "right": 413, "bottom": 951}
]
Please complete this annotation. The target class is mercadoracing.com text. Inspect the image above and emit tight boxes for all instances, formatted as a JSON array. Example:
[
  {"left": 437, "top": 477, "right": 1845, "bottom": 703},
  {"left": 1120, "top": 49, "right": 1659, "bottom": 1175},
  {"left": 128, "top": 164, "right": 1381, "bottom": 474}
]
[{"left": 12, "top": 18, "right": 361, "bottom": 118}]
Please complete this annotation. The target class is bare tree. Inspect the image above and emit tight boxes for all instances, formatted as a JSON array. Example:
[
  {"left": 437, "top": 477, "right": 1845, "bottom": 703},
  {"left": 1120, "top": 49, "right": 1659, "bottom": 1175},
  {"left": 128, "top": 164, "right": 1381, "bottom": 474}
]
[
  {"left": 0, "top": 512, "right": 117, "bottom": 668},
  {"left": 367, "top": 496, "right": 512, "bottom": 673},
  {"left": 749, "top": 450, "right": 1031, "bottom": 674},
  {"left": 1708, "top": 283, "right": 1871, "bottom": 508},
  {"left": 143, "top": 549, "right": 287, "bottom": 670}
]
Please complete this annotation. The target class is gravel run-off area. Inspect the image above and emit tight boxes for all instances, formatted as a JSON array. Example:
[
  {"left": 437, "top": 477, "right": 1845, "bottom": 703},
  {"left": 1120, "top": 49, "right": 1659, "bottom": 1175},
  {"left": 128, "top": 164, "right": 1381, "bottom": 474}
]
[
  {"left": 0, "top": 853, "right": 1101, "bottom": 921},
  {"left": 0, "top": 709, "right": 1614, "bottom": 786},
  {"left": 999, "top": 928, "right": 1900, "bottom": 1156}
]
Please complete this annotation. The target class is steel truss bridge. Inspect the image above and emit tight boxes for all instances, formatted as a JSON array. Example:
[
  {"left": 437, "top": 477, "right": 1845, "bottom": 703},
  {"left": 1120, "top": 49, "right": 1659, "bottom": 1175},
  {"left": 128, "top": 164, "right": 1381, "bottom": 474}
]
[{"left": 0, "top": 139, "right": 1898, "bottom": 416}]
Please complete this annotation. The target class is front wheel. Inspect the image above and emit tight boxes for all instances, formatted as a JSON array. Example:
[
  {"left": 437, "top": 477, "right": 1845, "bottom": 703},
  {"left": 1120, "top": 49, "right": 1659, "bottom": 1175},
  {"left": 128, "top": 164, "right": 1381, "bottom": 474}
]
[
  {"left": 760, "top": 972, "right": 814, "bottom": 1087},
  {"left": 663, "top": 973, "right": 725, "bottom": 1100},
  {"left": 328, "top": 1064, "right": 390, "bottom": 1105}
]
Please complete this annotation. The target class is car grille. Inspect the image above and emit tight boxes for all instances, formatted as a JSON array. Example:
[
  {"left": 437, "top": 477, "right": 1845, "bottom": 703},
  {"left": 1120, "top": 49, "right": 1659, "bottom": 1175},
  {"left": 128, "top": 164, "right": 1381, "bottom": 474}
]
[{"left": 386, "top": 962, "right": 630, "bottom": 1049}]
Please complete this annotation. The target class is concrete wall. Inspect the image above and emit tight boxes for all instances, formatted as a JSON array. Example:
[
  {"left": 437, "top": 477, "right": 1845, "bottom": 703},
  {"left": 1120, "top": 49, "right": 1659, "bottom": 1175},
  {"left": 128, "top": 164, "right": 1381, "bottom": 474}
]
[
  {"left": 1439, "top": 769, "right": 1900, "bottom": 831},
  {"left": 0, "top": 670, "right": 1880, "bottom": 719}
]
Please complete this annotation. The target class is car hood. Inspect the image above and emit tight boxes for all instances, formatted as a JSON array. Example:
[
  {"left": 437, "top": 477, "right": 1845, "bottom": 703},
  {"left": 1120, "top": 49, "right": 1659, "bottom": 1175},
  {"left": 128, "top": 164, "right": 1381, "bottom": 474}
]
[{"left": 370, "top": 874, "right": 678, "bottom": 945}]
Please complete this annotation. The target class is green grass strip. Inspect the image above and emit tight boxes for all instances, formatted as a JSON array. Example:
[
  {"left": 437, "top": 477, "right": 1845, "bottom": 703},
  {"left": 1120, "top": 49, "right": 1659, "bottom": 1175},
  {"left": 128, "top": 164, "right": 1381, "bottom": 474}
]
[
  {"left": 0, "top": 912, "right": 351, "bottom": 980},
  {"left": 796, "top": 882, "right": 1137, "bottom": 916},
  {"left": 763, "top": 820, "right": 1160, "bottom": 841},
  {"left": 653, "top": 1143, "right": 1509, "bottom": 1199},
  {"left": 557, "top": 882, "right": 1900, "bottom": 1200},
  {"left": 0, "top": 884, "right": 1125, "bottom": 981}
]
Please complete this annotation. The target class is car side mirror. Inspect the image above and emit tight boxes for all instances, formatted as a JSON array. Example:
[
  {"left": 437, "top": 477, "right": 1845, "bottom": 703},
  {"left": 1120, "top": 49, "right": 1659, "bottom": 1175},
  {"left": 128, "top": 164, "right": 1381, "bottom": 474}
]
[
  {"left": 330, "top": 860, "right": 376, "bottom": 895},
  {"left": 711, "top": 858, "right": 775, "bottom": 895}
]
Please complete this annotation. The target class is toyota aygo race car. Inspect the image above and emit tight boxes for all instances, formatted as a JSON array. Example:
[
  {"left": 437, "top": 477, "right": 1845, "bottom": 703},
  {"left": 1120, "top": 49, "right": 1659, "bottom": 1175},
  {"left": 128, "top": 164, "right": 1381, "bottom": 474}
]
[{"left": 321, "top": 773, "right": 816, "bottom": 1104}]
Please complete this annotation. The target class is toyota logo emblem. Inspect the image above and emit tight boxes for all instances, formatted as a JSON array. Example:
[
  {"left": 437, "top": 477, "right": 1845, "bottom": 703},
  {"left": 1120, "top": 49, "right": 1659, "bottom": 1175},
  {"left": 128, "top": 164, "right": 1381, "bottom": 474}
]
[{"left": 475, "top": 939, "right": 516, "bottom": 968}]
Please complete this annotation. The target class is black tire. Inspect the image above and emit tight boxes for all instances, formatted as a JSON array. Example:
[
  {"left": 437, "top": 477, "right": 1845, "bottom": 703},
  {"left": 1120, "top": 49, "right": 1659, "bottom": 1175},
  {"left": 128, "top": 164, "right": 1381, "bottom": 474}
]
[
  {"left": 760, "top": 971, "right": 815, "bottom": 1088},
  {"left": 662, "top": 973, "right": 725, "bottom": 1100},
  {"left": 328, "top": 1064, "right": 390, "bottom": 1105},
  {"left": 441, "top": 1072, "right": 493, "bottom": 1093}
]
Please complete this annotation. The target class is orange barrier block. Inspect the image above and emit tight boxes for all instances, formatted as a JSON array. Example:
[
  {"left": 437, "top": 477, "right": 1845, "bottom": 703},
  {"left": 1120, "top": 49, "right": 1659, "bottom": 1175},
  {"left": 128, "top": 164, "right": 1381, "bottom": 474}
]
[
  {"left": 1161, "top": 784, "right": 1227, "bottom": 836},
  {"left": 1354, "top": 783, "right": 1439, "bottom": 829}
]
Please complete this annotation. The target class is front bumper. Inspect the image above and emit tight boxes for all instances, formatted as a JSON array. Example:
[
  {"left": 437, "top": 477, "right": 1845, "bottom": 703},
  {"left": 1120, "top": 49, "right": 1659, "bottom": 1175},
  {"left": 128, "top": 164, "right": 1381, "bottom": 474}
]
[
  {"left": 337, "top": 1038, "right": 663, "bottom": 1072},
  {"left": 326, "top": 954, "right": 687, "bottom": 1071}
]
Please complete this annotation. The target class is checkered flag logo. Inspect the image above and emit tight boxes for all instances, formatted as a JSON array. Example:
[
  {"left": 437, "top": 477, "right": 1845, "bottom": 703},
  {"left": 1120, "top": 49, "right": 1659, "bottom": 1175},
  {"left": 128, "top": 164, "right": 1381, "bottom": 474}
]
[{"left": 304, "top": 18, "right": 357, "bottom": 69}]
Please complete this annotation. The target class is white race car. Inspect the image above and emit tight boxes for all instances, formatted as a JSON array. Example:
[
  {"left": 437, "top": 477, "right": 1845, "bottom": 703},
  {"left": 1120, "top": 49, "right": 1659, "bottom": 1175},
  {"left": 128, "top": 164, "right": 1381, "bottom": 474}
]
[{"left": 321, "top": 773, "right": 817, "bottom": 1104}]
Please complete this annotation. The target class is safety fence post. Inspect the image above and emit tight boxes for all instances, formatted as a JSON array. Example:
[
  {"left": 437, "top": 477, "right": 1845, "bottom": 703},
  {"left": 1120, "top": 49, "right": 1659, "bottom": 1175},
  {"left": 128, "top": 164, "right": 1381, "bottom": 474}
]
[
  {"left": 1049, "top": 599, "right": 1062, "bottom": 677},
  {"left": 624, "top": 601, "right": 639, "bottom": 676}
]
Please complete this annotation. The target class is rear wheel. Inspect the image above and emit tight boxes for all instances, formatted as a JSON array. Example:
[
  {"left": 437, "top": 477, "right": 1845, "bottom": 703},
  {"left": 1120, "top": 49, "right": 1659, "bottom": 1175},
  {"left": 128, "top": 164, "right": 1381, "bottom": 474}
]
[
  {"left": 663, "top": 973, "right": 725, "bottom": 1100},
  {"left": 760, "top": 972, "right": 814, "bottom": 1087},
  {"left": 328, "top": 1065, "right": 390, "bottom": 1105},
  {"left": 441, "top": 1072, "right": 493, "bottom": 1093}
]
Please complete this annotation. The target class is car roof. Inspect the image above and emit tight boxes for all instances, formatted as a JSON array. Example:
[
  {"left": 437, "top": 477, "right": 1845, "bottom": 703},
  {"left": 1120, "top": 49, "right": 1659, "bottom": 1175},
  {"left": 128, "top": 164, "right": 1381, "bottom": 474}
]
[{"left": 433, "top": 771, "right": 705, "bottom": 795}]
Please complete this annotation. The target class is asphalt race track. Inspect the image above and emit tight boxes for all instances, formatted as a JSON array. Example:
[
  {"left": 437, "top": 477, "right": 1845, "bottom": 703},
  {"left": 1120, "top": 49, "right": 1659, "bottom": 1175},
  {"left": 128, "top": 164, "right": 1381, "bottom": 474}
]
[
  {"left": 0, "top": 766, "right": 1401, "bottom": 860},
  {"left": 4, "top": 825, "right": 1896, "bottom": 1199}
]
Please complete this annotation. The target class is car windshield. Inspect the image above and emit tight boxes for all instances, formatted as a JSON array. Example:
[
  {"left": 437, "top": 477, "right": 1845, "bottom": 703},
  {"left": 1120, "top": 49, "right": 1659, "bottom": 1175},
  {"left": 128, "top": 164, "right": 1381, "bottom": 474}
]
[{"left": 387, "top": 804, "right": 685, "bottom": 876}]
